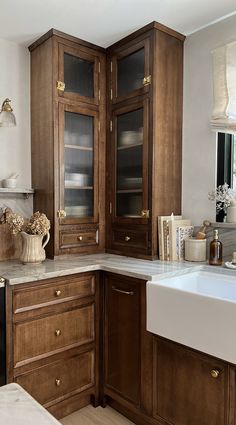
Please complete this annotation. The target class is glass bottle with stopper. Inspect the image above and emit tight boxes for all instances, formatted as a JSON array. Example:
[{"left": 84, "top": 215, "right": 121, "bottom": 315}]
[{"left": 209, "top": 229, "right": 222, "bottom": 266}]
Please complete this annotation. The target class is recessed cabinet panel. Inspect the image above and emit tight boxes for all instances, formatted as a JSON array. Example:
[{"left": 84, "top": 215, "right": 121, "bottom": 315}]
[
  {"left": 64, "top": 53, "right": 94, "bottom": 98},
  {"left": 153, "top": 338, "right": 229, "bottom": 425},
  {"left": 104, "top": 274, "right": 140, "bottom": 405},
  {"left": 117, "top": 48, "right": 145, "bottom": 97}
]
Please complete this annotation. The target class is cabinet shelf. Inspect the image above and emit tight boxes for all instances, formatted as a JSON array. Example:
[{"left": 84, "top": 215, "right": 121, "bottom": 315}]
[
  {"left": 117, "top": 143, "right": 143, "bottom": 151},
  {"left": 0, "top": 188, "right": 35, "bottom": 199},
  {"left": 117, "top": 189, "right": 142, "bottom": 193},
  {"left": 65, "top": 144, "right": 93, "bottom": 151},
  {"left": 65, "top": 185, "right": 93, "bottom": 190}
]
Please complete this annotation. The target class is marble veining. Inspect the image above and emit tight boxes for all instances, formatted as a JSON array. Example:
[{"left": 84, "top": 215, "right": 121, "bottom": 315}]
[
  {"left": 0, "top": 253, "right": 196, "bottom": 285},
  {"left": 0, "top": 383, "right": 60, "bottom": 425},
  {"left": 0, "top": 253, "right": 235, "bottom": 286}
]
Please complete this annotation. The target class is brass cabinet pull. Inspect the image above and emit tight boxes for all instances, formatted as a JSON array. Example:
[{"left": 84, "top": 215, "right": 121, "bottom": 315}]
[
  {"left": 141, "top": 209, "right": 150, "bottom": 218},
  {"left": 112, "top": 286, "right": 134, "bottom": 296},
  {"left": 125, "top": 236, "right": 131, "bottom": 242},
  {"left": 55, "top": 378, "right": 61, "bottom": 387},
  {"left": 57, "top": 210, "right": 67, "bottom": 218},
  {"left": 0, "top": 277, "right": 5, "bottom": 284},
  {"left": 55, "top": 290, "right": 61, "bottom": 297},
  {"left": 210, "top": 369, "right": 221, "bottom": 379},
  {"left": 56, "top": 81, "right": 65, "bottom": 92},
  {"left": 143, "top": 75, "right": 151, "bottom": 86},
  {"left": 78, "top": 236, "right": 83, "bottom": 241},
  {"left": 55, "top": 329, "right": 61, "bottom": 337}
]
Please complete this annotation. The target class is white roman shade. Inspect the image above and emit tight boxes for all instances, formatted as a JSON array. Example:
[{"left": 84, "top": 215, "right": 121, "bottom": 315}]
[{"left": 211, "top": 41, "right": 236, "bottom": 134}]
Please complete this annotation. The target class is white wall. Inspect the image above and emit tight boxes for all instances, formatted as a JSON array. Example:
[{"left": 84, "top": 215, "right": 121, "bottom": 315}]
[
  {"left": 182, "top": 15, "right": 236, "bottom": 225},
  {"left": 0, "top": 38, "right": 32, "bottom": 216}
]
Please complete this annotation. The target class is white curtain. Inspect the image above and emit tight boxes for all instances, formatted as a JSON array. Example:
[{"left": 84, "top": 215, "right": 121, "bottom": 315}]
[{"left": 211, "top": 41, "right": 236, "bottom": 134}]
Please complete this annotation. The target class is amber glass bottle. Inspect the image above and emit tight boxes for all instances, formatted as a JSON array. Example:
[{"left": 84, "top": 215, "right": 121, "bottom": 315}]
[{"left": 209, "top": 229, "right": 222, "bottom": 266}]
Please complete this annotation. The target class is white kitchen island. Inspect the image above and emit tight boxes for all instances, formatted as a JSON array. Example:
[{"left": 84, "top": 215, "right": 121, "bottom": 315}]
[{"left": 0, "top": 383, "right": 60, "bottom": 425}]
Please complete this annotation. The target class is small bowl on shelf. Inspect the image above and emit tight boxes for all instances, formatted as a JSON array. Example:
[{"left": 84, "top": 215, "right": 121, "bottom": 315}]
[{"left": 2, "top": 178, "right": 17, "bottom": 189}]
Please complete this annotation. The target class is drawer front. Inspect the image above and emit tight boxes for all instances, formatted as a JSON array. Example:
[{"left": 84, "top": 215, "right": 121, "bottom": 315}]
[
  {"left": 14, "top": 274, "right": 95, "bottom": 312},
  {"left": 14, "top": 304, "right": 94, "bottom": 365},
  {"left": 60, "top": 230, "right": 97, "bottom": 248},
  {"left": 112, "top": 228, "right": 148, "bottom": 250},
  {"left": 16, "top": 350, "right": 94, "bottom": 406}
]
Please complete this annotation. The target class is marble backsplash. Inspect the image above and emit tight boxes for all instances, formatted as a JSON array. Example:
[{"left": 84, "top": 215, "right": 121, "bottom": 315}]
[{"left": 200, "top": 224, "right": 236, "bottom": 262}]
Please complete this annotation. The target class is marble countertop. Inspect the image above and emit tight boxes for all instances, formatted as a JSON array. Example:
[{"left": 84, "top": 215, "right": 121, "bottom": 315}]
[
  {"left": 0, "top": 383, "right": 60, "bottom": 425},
  {"left": 0, "top": 253, "right": 198, "bottom": 285}
]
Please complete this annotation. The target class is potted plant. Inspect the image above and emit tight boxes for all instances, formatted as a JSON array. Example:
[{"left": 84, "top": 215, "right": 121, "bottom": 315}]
[{"left": 208, "top": 183, "right": 236, "bottom": 223}]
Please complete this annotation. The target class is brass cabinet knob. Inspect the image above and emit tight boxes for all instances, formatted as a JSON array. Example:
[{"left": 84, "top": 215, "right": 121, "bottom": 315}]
[
  {"left": 0, "top": 277, "right": 5, "bottom": 284},
  {"left": 141, "top": 209, "right": 150, "bottom": 218},
  {"left": 56, "top": 81, "right": 65, "bottom": 92},
  {"left": 125, "top": 236, "right": 131, "bottom": 242},
  {"left": 210, "top": 369, "right": 221, "bottom": 379},
  {"left": 143, "top": 75, "right": 151, "bottom": 86},
  {"left": 55, "top": 329, "right": 61, "bottom": 337},
  {"left": 55, "top": 290, "right": 61, "bottom": 297},
  {"left": 57, "top": 210, "right": 67, "bottom": 218},
  {"left": 78, "top": 236, "right": 83, "bottom": 241},
  {"left": 55, "top": 378, "right": 61, "bottom": 387}
]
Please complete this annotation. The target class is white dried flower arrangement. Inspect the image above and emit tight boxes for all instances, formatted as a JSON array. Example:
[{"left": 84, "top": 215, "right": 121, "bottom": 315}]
[
  {"left": 208, "top": 183, "right": 236, "bottom": 213},
  {"left": 6, "top": 211, "right": 50, "bottom": 236}
]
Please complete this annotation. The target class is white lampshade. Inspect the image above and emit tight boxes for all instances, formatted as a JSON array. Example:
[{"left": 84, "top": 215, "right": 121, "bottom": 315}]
[
  {"left": 211, "top": 41, "right": 236, "bottom": 134},
  {"left": 0, "top": 99, "right": 16, "bottom": 127}
]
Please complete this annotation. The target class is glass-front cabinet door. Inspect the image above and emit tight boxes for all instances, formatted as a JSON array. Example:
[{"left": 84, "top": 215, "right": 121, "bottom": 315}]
[
  {"left": 111, "top": 38, "right": 150, "bottom": 103},
  {"left": 58, "top": 103, "right": 98, "bottom": 224},
  {"left": 57, "top": 44, "right": 100, "bottom": 105},
  {"left": 111, "top": 100, "right": 149, "bottom": 222}
]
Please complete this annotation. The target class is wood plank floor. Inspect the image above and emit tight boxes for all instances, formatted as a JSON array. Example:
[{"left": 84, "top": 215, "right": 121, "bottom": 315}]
[{"left": 60, "top": 405, "right": 134, "bottom": 425}]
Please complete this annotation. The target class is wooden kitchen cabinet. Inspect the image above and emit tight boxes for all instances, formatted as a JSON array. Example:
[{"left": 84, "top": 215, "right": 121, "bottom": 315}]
[
  {"left": 29, "top": 29, "right": 106, "bottom": 257},
  {"left": 104, "top": 273, "right": 141, "bottom": 406},
  {"left": 6, "top": 272, "right": 101, "bottom": 419},
  {"left": 103, "top": 272, "right": 153, "bottom": 423},
  {"left": 153, "top": 337, "right": 230, "bottom": 425},
  {"left": 106, "top": 22, "right": 185, "bottom": 259}
]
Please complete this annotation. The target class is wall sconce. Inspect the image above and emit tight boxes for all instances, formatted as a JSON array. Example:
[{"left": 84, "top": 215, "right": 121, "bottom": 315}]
[{"left": 0, "top": 98, "right": 16, "bottom": 127}]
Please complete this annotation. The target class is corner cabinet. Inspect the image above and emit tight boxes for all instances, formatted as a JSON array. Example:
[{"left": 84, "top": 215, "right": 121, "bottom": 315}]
[
  {"left": 29, "top": 29, "right": 106, "bottom": 258},
  {"left": 106, "top": 23, "right": 185, "bottom": 259}
]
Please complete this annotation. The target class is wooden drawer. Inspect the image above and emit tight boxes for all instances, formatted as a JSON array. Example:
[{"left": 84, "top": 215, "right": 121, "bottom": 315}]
[
  {"left": 15, "top": 350, "right": 94, "bottom": 406},
  {"left": 14, "top": 304, "right": 94, "bottom": 366},
  {"left": 13, "top": 274, "right": 95, "bottom": 313},
  {"left": 112, "top": 227, "right": 148, "bottom": 250},
  {"left": 60, "top": 230, "right": 97, "bottom": 249}
]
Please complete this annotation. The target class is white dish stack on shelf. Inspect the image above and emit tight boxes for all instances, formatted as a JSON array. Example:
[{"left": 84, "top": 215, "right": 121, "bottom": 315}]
[
  {"left": 65, "top": 173, "right": 90, "bottom": 187},
  {"left": 119, "top": 128, "right": 143, "bottom": 146}
]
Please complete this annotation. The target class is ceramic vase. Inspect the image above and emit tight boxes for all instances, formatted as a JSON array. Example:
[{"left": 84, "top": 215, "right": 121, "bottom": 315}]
[
  {"left": 20, "top": 231, "right": 50, "bottom": 264},
  {"left": 226, "top": 205, "right": 236, "bottom": 223}
]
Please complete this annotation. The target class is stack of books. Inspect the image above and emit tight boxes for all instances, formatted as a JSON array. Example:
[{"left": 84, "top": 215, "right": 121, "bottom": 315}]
[{"left": 158, "top": 215, "right": 194, "bottom": 261}]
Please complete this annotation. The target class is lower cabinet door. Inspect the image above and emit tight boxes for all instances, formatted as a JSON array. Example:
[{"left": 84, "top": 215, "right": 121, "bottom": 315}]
[
  {"left": 104, "top": 273, "right": 140, "bottom": 406},
  {"left": 15, "top": 350, "right": 94, "bottom": 406},
  {"left": 153, "top": 338, "right": 229, "bottom": 425}
]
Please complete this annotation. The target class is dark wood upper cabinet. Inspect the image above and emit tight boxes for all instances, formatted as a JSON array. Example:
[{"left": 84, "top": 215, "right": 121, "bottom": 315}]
[
  {"left": 29, "top": 23, "right": 184, "bottom": 260},
  {"left": 58, "top": 103, "right": 99, "bottom": 225},
  {"left": 29, "top": 29, "right": 106, "bottom": 257},
  {"left": 58, "top": 43, "right": 100, "bottom": 105},
  {"left": 110, "top": 37, "right": 151, "bottom": 104},
  {"left": 106, "top": 23, "right": 185, "bottom": 259},
  {"left": 111, "top": 99, "right": 149, "bottom": 224}
]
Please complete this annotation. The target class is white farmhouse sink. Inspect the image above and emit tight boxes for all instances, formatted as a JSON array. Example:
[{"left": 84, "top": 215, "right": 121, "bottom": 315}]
[{"left": 147, "top": 270, "right": 236, "bottom": 363}]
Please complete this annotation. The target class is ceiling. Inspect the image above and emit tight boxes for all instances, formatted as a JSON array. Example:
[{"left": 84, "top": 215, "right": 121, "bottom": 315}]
[{"left": 0, "top": 0, "right": 236, "bottom": 47}]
